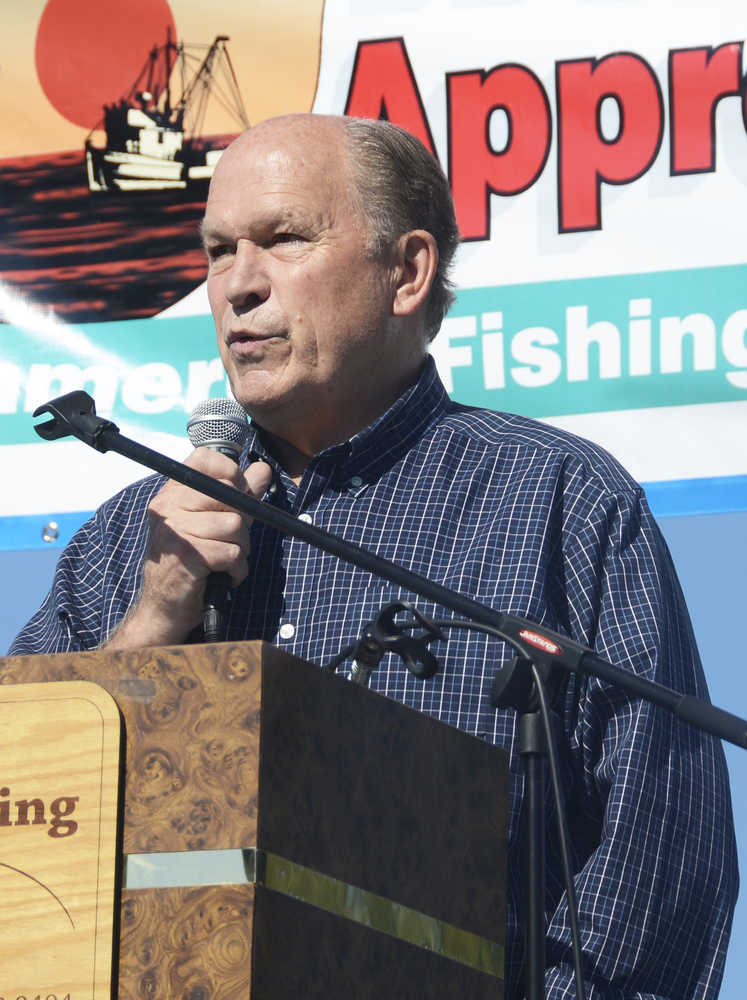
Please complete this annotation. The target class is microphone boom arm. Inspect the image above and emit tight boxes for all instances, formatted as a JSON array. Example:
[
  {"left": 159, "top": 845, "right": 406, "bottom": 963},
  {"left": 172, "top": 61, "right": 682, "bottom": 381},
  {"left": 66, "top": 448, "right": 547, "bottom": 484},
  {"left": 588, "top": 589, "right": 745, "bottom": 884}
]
[{"left": 32, "top": 390, "right": 747, "bottom": 751}]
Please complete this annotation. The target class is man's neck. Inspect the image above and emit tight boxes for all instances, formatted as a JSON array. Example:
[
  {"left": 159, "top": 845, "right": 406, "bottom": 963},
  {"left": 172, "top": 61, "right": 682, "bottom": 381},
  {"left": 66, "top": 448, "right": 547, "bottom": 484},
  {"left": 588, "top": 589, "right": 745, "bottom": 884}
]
[
  {"left": 251, "top": 358, "right": 428, "bottom": 484},
  {"left": 260, "top": 432, "right": 312, "bottom": 485}
]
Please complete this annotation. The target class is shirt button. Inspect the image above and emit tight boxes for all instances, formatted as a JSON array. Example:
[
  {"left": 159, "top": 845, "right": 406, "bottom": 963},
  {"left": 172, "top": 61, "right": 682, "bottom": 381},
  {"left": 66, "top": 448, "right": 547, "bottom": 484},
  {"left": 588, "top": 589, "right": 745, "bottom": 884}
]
[
  {"left": 298, "top": 513, "right": 313, "bottom": 524},
  {"left": 348, "top": 476, "right": 363, "bottom": 488},
  {"left": 279, "top": 623, "right": 296, "bottom": 640}
]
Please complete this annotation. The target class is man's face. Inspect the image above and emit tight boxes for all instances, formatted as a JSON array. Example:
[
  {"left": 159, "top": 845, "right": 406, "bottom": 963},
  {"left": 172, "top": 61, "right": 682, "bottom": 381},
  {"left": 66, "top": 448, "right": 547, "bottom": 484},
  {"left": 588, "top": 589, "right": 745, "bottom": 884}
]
[{"left": 202, "top": 116, "right": 424, "bottom": 453}]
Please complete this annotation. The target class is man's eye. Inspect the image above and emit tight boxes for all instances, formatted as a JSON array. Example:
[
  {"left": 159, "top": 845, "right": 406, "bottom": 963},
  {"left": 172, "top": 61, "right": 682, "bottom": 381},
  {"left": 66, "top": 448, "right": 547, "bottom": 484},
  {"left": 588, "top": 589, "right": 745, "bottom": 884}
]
[
  {"left": 273, "top": 233, "right": 303, "bottom": 244},
  {"left": 207, "top": 245, "right": 232, "bottom": 262}
]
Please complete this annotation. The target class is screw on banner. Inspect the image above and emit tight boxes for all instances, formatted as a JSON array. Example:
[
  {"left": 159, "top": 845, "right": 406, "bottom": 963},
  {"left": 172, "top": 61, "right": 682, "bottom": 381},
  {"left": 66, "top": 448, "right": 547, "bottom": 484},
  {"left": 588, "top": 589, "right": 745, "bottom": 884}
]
[{"left": 42, "top": 522, "right": 59, "bottom": 543}]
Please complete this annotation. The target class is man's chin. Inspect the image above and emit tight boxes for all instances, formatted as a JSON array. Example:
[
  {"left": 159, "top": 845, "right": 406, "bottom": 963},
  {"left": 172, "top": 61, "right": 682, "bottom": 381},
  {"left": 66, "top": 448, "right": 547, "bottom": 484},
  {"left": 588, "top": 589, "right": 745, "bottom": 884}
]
[
  {"left": 227, "top": 370, "right": 287, "bottom": 411},
  {"left": 231, "top": 388, "right": 292, "bottom": 426}
]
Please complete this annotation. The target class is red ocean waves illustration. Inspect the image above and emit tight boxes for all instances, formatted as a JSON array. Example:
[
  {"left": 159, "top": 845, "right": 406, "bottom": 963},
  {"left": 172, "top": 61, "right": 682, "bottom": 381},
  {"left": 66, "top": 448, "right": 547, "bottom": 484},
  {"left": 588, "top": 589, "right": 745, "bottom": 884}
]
[{"left": 0, "top": 147, "right": 232, "bottom": 323}]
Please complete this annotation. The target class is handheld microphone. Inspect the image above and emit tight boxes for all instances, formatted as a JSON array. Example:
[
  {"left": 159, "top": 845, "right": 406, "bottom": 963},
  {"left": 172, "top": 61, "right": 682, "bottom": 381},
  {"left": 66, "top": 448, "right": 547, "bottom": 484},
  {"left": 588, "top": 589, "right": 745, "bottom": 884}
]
[{"left": 187, "top": 398, "right": 251, "bottom": 642}]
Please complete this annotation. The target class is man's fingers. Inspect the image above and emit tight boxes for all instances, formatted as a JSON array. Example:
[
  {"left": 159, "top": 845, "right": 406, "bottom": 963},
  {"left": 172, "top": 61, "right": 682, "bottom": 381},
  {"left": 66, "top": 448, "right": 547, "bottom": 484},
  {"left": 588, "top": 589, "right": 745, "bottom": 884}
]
[
  {"left": 184, "top": 447, "right": 241, "bottom": 478},
  {"left": 244, "top": 460, "right": 273, "bottom": 498},
  {"left": 201, "top": 539, "right": 252, "bottom": 588},
  {"left": 147, "top": 509, "right": 251, "bottom": 584},
  {"left": 153, "top": 448, "right": 263, "bottom": 515},
  {"left": 154, "top": 509, "right": 250, "bottom": 557},
  {"left": 181, "top": 509, "right": 248, "bottom": 547},
  {"left": 141, "top": 451, "right": 273, "bottom": 627}
]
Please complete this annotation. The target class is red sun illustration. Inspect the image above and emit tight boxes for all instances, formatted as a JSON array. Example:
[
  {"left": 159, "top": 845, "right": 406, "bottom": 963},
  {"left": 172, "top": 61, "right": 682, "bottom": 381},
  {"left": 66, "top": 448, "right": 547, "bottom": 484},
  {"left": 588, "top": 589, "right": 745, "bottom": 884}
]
[{"left": 35, "top": 0, "right": 177, "bottom": 130}]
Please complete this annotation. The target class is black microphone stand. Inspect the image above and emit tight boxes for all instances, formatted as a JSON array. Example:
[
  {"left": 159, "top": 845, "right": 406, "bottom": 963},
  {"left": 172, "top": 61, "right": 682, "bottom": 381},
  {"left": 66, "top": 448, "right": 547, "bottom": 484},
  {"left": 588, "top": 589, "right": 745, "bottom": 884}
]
[
  {"left": 489, "top": 653, "right": 574, "bottom": 1000},
  {"left": 339, "top": 603, "right": 583, "bottom": 1000},
  {"left": 33, "top": 391, "right": 747, "bottom": 1000}
]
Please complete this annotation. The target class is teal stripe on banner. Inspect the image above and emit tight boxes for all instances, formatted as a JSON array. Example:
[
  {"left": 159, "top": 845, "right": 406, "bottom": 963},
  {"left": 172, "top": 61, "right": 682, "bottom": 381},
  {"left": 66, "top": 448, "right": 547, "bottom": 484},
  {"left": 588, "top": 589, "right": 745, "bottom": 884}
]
[{"left": 0, "top": 475, "right": 746, "bottom": 552}]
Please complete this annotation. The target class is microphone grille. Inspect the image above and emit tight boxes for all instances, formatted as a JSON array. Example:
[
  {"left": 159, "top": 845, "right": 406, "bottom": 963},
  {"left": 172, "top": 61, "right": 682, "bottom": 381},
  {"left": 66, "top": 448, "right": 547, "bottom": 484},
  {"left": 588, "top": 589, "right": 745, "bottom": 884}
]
[{"left": 187, "top": 398, "right": 250, "bottom": 457}]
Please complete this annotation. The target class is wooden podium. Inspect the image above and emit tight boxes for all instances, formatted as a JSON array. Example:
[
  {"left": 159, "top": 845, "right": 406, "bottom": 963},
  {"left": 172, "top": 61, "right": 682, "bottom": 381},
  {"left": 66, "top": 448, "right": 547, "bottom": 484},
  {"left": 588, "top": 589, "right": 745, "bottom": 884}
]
[{"left": 0, "top": 642, "right": 508, "bottom": 998}]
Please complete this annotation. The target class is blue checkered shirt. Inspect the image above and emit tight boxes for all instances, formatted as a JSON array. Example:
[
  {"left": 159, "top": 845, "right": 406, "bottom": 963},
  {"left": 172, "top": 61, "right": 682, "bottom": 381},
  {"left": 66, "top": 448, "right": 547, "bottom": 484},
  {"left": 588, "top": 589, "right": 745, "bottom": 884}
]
[{"left": 10, "top": 357, "right": 738, "bottom": 999}]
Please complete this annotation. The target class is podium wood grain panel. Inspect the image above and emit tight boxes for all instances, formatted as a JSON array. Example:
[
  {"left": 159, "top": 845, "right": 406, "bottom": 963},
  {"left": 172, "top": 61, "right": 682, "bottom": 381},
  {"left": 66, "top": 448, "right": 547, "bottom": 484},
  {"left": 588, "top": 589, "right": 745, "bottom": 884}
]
[
  {"left": 0, "top": 642, "right": 270, "bottom": 853},
  {"left": 118, "top": 885, "right": 253, "bottom": 1000}
]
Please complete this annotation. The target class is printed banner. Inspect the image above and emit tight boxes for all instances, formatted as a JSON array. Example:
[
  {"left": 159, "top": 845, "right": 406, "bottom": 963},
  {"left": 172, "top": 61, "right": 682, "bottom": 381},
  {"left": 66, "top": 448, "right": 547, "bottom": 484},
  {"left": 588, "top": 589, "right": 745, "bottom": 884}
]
[{"left": 2, "top": 0, "right": 747, "bottom": 550}]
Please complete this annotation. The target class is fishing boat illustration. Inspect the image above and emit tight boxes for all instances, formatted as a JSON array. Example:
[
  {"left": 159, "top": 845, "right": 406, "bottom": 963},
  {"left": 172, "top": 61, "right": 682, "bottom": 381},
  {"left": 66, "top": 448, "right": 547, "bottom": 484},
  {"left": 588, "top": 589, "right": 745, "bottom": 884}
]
[{"left": 85, "top": 31, "right": 248, "bottom": 193}]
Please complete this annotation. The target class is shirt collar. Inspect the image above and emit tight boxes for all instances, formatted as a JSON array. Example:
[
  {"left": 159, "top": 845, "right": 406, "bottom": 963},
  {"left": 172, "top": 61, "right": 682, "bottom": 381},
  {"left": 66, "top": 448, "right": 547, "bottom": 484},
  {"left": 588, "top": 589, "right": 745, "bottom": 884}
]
[{"left": 240, "top": 355, "right": 450, "bottom": 486}]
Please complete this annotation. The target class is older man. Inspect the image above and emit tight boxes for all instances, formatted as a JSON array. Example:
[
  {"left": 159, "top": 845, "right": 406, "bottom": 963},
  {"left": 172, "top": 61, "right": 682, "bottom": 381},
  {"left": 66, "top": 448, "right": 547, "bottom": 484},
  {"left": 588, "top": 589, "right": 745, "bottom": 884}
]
[{"left": 10, "top": 114, "right": 738, "bottom": 999}]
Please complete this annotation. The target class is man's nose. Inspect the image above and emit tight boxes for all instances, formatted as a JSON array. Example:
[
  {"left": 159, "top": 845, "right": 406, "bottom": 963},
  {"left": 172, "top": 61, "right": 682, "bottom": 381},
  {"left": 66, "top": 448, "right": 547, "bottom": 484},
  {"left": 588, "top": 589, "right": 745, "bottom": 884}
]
[{"left": 225, "top": 240, "right": 271, "bottom": 307}]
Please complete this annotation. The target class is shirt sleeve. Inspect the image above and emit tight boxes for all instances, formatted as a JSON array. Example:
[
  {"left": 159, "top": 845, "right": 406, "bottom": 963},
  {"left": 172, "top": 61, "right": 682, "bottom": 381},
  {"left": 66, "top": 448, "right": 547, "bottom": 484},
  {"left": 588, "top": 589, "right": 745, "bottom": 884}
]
[
  {"left": 8, "top": 513, "right": 109, "bottom": 655},
  {"left": 7, "top": 476, "right": 159, "bottom": 656},
  {"left": 543, "top": 483, "right": 739, "bottom": 999}
]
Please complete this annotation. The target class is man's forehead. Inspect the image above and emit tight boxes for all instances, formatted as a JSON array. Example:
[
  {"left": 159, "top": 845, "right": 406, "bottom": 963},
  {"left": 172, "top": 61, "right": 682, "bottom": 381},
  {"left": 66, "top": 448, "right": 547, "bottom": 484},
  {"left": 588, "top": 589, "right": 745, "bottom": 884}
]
[
  {"left": 242, "top": 112, "right": 346, "bottom": 144},
  {"left": 204, "top": 118, "right": 355, "bottom": 229},
  {"left": 220, "top": 115, "right": 347, "bottom": 175}
]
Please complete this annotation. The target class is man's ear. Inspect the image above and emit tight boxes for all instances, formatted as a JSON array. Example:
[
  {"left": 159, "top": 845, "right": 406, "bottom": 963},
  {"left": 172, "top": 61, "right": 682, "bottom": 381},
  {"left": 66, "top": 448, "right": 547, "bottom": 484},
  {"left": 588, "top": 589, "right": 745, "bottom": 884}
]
[{"left": 391, "top": 230, "right": 439, "bottom": 318}]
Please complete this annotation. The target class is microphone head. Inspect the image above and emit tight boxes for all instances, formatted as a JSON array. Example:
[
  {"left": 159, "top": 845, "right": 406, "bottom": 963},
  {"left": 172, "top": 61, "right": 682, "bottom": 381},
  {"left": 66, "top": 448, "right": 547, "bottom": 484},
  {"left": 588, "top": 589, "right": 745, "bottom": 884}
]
[{"left": 187, "top": 398, "right": 250, "bottom": 460}]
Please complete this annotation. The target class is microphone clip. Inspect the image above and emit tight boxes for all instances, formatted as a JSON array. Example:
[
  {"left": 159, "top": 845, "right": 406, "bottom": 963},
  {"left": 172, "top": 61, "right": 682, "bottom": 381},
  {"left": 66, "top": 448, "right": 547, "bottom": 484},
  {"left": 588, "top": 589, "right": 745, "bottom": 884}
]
[
  {"left": 33, "top": 391, "right": 118, "bottom": 452},
  {"left": 343, "top": 601, "right": 444, "bottom": 686},
  {"left": 370, "top": 601, "right": 444, "bottom": 680}
]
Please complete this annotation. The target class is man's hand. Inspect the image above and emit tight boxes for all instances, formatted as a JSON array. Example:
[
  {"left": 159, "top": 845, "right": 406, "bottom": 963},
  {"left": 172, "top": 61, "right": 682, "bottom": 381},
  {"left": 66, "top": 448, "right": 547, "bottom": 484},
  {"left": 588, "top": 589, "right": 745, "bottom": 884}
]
[{"left": 105, "top": 450, "right": 273, "bottom": 649}]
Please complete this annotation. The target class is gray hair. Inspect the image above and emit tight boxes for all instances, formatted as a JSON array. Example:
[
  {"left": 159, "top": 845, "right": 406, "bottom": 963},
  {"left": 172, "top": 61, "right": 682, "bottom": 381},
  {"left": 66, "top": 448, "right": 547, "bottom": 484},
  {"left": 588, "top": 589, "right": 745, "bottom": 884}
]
[{"left": 341, "top": 117, "right": 460, "bottom": 341}]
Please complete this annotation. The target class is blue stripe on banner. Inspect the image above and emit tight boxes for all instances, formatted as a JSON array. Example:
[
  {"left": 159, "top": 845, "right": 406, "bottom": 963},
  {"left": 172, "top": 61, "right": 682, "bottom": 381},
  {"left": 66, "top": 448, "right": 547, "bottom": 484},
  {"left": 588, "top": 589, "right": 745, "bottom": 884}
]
[
  {"left": 0, "top": 475, "right": 746, "bottom": 552},
  {"left": 0, "top": 511, "right": 94, "bottom": 552},
  {"left": 641, "top": 475, "right": 747, "bottom": 518}
]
